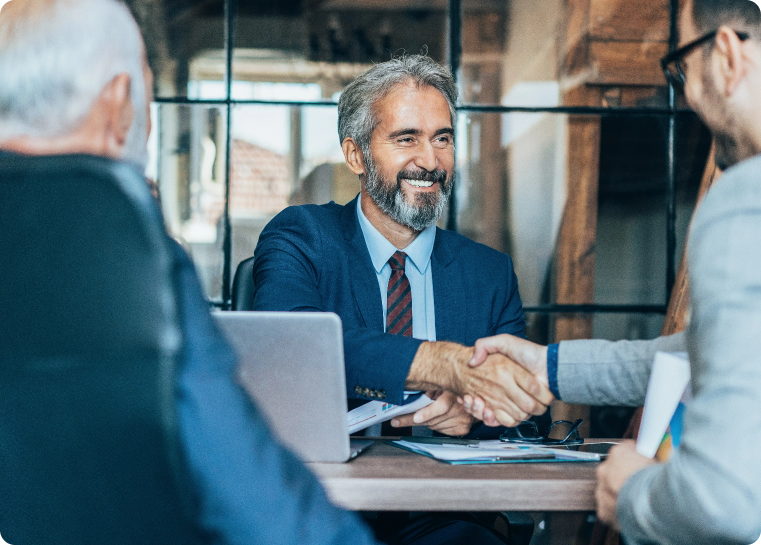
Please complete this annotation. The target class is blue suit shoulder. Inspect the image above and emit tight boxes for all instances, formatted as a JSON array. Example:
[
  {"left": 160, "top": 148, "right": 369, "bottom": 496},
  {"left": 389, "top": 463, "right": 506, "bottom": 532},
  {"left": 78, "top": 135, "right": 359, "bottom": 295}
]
[
  {"left": 256, "top": 201, "right": 349, "bottom": 260},
  {"left": 264, "top": 201, "right": 346, "bottom": 233}
]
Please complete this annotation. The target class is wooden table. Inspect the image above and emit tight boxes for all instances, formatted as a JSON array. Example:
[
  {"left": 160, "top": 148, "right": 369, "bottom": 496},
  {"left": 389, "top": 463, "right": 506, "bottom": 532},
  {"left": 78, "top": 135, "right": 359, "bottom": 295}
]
[{"left": 309, "top": 440, "right": 599, "bottom": 512}]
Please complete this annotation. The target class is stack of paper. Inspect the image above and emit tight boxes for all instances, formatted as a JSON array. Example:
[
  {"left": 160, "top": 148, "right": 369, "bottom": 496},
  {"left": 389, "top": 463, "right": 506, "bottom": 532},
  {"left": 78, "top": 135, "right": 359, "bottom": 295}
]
[
  {"left": 347, "top": 392, "right": 433, "bottom": 434},
  {"left": 637, "top": 351, "right": 691, "bottom": 459}
]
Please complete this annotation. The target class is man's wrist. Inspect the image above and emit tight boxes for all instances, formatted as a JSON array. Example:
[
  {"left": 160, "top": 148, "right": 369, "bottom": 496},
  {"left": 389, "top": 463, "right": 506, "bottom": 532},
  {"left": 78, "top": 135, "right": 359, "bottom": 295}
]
[{"left": 405, "top": 341, "right": 472, "bottom": 392}]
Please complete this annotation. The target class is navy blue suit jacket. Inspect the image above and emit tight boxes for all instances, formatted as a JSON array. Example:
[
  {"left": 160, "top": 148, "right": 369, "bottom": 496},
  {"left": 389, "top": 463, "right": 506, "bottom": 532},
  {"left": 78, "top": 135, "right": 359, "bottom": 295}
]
[{"left": 253, "top": 196, "right": 526, "bottom": 406}]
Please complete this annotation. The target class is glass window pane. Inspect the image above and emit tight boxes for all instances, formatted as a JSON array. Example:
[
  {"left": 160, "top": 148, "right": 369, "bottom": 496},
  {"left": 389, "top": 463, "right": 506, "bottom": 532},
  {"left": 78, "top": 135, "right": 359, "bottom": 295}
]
[
  {"left": 595, "top": 113, "right": 709, "bottom": 313},
  {"left": 129, "top": 0, "right": 228, "bottom": 99},
  {"left": 151, "top": 103, "right": 228, "bottom": 300},
  {"left": 229, "top": 104, "right": 350, "bottom": 277},
  {"left": 455, "top": 110, "right": 709, "bottom": 344},
  {"left": 592, "top": 313, "right": 666, "bottom": 342},
  {"left": 594, "top": 115, "right": 670, "bottom": 309},
  {"left": 455, "top": 110, "right": 569, "bottom": 309},
  {"left": 461, "top": 1, "right": 671, "bottom": 108}
]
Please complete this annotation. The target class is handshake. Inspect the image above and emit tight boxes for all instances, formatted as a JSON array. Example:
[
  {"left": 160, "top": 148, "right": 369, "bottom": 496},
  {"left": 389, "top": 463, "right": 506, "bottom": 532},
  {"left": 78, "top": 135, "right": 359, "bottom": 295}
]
[{"left": 395, "top": 335, "right": 554, "bottom": 436}]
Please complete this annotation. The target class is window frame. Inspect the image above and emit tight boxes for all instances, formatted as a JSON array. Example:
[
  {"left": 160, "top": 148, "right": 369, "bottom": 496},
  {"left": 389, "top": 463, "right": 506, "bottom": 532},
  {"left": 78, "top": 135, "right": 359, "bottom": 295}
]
[{"left": 153, "top": 0, "right": 683, "bottom": 321}]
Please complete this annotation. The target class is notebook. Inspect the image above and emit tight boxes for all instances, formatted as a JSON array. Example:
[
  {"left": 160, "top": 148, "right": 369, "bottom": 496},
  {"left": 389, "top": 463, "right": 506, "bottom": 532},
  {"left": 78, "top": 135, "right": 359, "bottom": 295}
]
[{"left": 212, "top": 311, "right": 373, "bottom": 462}]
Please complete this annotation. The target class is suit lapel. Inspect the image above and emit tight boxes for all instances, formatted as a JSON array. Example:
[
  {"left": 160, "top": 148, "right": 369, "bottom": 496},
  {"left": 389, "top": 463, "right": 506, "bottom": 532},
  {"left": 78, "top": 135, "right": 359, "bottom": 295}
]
[
  {"left": 432, "top": 231, "right": 467, "bottom": 343},
  {"left": 342, "top": 197, "right": 384, "bottom": 330}
]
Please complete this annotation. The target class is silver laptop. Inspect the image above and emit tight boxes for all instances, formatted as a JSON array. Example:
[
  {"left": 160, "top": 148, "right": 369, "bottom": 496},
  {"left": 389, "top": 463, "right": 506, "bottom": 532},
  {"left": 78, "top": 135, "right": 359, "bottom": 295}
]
[{"left": 212, "top": 311, "right": 372, "bottom": 463}]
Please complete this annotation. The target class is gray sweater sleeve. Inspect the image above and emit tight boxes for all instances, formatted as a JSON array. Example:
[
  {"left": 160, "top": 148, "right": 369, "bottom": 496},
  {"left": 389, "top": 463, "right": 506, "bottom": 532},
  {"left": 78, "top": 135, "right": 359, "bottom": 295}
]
[{"left": 557, "top": 332, "right": 686, "bottom": 406}]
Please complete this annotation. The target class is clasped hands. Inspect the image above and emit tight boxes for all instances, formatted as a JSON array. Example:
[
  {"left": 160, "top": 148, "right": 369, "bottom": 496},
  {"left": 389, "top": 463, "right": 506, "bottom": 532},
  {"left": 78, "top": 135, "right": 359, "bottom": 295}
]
[
  {"left": 458, "top": 334, "right": 551, "bottom": 427},
  {"left": 454, "top": 333, "right": 656, "bottom": 530},
  {"left": 398, "top": 338, "right": 555, "bottom": 435}
]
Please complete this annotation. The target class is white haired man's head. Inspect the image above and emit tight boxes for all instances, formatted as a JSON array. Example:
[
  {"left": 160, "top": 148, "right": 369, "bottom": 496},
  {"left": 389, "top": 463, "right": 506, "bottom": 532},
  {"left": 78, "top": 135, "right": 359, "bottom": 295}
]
[{"left": 0, "top": 0, "right": 150, "bottom": 169}]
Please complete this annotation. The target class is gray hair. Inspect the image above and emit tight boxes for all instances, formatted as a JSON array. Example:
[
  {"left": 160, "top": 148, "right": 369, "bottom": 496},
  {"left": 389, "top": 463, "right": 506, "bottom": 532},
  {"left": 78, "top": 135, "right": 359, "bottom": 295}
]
[
  {"left": 337, "top": 55, "right": 458, "bottom": 154},
  {"left": 0, "top": 0, "right": 147, "bottom": 160}
]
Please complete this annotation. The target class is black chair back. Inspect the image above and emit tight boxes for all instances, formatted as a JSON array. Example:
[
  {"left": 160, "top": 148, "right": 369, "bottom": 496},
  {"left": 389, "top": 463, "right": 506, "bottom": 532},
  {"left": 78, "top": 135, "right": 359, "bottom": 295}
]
[
  {"left": 232, "top": 256, "right": 256, "bottom": 310},
  {"left": 0, "top": 153, "right": 206, "bottom": 545}
]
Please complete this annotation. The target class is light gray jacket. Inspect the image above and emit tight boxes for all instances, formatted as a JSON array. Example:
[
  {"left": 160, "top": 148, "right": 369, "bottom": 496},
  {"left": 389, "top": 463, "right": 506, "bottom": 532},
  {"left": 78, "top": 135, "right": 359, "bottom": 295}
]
[{"left": 557, "top": 154, "right": 761, "bottom": 545}]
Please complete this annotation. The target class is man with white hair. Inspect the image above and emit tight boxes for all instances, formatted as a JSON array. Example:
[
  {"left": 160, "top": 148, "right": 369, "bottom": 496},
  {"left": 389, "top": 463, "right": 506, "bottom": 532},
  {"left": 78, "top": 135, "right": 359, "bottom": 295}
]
[
  {"left": 0, "top": 0, "right": 149, "bottom": 167},
  {"left": 0, "top": 1, "right": 497, "bottom": 544}
]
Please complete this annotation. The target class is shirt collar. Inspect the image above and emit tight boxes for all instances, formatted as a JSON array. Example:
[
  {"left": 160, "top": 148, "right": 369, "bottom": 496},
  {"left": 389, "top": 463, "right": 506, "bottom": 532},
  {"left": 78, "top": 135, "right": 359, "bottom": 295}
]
[{"left": 356, "top": 196, "right": 436, "bottom": 275}]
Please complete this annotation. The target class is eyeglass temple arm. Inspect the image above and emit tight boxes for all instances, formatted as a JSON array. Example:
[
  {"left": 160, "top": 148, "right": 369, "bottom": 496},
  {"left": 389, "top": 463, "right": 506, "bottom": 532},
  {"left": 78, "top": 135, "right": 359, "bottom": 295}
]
[{"left": 563, "top": 418, "right": 584, "bottom": 441}]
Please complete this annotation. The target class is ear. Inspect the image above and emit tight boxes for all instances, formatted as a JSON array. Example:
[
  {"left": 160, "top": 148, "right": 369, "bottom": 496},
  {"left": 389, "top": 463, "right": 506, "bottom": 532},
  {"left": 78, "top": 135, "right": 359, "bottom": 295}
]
[
  {"left": 341, "top": 137, "right": 366, "bottom": 176},
  {"left": 714, "top": 26, "right": 749, "bottom": 96},
  {"left": 142, "top": 58, "right": 155, "bottom": 142},
  {"left": 100, "top": 73, "right": 134, "bottom": 157}
]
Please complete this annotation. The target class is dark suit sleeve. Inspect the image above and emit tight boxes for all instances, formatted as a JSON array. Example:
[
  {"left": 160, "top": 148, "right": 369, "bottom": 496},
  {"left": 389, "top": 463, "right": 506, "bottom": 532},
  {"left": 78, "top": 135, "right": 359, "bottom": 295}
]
[
  {"left": 252, "top": 208, "right": 422, "bottom": 406},
  {"left": 171, "top": 242, "right": 378, "bottom": 545}
]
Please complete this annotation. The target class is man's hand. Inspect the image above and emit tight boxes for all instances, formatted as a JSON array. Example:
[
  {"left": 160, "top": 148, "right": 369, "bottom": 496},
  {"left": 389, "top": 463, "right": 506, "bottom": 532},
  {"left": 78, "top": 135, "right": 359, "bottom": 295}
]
[
  {"left": 390, "top": 390, "right": 475, "bottom": 436},
  {"left": 458, "top": 335, "right": 549, "bottom": 426},
  {"left": 595, "top": 441, "right": 657, "bottom": 529}
]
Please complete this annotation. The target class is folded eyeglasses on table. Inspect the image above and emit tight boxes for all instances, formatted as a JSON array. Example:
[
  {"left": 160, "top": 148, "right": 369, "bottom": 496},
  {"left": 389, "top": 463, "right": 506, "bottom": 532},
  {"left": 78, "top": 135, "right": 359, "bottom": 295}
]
[{"left": 500, "top": 419, "right": 584, "bottom": 446}]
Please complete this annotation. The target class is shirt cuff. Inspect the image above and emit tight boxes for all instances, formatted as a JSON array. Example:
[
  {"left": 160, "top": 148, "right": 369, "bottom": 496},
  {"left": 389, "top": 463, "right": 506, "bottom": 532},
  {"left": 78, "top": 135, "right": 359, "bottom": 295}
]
[{"left": 547, "top": 343, "right": 561, "bottom": 399}]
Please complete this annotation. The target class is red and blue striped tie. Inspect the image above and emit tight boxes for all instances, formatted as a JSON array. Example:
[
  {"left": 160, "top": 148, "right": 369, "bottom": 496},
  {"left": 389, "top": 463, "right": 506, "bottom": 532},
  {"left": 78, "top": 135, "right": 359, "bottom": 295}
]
[
  {"left": 383, "top": 251, "right": 413, "bottom": 436},
  {"left": 386, "top": 251, "right": 412, "bottom": 336}
]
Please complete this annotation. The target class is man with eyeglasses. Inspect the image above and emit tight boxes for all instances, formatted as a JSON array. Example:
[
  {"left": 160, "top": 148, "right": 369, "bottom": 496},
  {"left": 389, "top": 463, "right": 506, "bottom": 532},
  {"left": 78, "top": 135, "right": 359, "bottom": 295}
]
[{"left": 461, "top": 0, "right": 761, "bottom": 543}]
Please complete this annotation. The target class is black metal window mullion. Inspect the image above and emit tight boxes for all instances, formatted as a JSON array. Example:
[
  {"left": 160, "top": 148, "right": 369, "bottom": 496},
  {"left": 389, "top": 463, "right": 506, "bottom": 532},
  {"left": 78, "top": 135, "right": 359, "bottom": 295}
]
[
  {"left": 446, "top": 0, "right": 462, "bottom": 233},
  {"left": 220, "top": 0, "right": 236, "bottom": 309},
  {"left": 665, "top": 0, "right": 680, "bottom": 304}
]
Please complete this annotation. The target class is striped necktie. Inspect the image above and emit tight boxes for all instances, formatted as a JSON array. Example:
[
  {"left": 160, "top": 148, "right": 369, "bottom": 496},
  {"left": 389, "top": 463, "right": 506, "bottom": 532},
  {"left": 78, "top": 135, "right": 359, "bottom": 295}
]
[
  {"left": 383, "top": 251, "right": 413, "bottom": 436},
  {"left": 386, "top": 251, "right": 412, "bottom": 336}
]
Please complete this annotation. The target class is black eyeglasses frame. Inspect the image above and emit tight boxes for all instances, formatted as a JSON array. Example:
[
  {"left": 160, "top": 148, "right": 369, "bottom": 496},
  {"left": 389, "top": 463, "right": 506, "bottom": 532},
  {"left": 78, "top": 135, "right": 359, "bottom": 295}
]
[
  {"left": 499, "top": 418, "right": 584, "bottom": 446},
  {"left": 661, "top": 29, "right": 750, "bottom": 86}
]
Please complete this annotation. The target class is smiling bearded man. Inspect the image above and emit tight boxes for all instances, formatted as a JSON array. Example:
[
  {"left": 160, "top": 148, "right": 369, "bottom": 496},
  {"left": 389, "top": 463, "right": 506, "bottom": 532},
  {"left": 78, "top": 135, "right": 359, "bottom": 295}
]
[
  {"left": 251, "top": 54, "right": 553, "bottom": 543},
  {"left": 253, "top": 55, "right": 552, "bottom": 443},
  {"left": 253, "top": 54, "right": 552, "bottom": 435}
]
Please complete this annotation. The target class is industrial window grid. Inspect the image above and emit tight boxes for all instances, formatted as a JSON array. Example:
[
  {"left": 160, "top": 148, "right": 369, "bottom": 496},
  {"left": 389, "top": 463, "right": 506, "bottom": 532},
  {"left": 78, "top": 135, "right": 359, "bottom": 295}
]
[{"left": 154, "top": 0, "right": 684, "bottom": 317}]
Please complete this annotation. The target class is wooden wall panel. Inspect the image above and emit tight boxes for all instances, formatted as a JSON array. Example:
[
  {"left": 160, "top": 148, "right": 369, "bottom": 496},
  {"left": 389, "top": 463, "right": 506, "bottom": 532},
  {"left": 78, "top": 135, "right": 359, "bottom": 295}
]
[
  {"left": 562, "top": 0, "right": 593, "bottom": 80},
  {"left": 589, "top": 0, "right": 669, "bottom": 42},
  {"left": 588, "top": 41, "right": 669, "bottom": 86}
]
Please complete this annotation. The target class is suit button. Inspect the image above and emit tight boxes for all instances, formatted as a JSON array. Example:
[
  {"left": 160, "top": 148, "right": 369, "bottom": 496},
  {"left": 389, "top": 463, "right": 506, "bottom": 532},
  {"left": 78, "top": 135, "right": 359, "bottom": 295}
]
[
  {"left": 377, "top": 390, "right": 386, "bottom": 400},
  {"left": 354, "top": 386, "right": 362, "bottom": 396},
  {"left": 363, "top": 388, "right": 371, "bottom": 397}
]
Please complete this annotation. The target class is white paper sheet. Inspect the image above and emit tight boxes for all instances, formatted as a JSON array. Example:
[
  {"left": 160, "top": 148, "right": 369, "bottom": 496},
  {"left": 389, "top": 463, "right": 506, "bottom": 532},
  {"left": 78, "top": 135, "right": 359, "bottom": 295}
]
[
  {"left": 347, "top": 392, "right": 434, "bottom": 434},
  {"left": 637, "top": 351, "right": 691, "bottom": 458},
  {"left": 394, "top": 439, "right": 601, "bottom": 462}
]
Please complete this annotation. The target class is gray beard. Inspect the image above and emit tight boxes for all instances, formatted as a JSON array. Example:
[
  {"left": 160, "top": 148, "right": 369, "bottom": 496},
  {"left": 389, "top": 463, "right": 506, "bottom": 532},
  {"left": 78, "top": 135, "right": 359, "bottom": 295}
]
[
  {"left": 363, "top": 153, "right": 452, "bottom": 232},
  {"left": 701, "top": 67, "right": 744, "bottom": 171}
]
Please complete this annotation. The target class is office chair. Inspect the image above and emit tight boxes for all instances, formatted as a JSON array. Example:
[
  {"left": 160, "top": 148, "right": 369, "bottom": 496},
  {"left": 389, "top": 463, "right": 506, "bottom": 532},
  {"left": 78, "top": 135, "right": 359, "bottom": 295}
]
[
  {"left": 232, "top": 256, "right": 256, "bottom": 310},
  {"left": 0, "top": 153, "right": 207, "bottom": 545}
]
